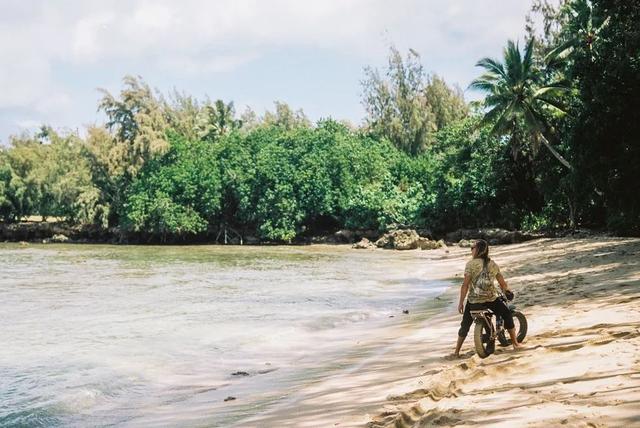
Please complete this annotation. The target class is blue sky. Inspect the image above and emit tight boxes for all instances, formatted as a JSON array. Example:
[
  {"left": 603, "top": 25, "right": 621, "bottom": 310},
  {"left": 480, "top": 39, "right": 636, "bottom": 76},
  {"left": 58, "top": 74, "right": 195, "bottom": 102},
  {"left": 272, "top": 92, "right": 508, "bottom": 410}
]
[{"left": 0, "top": 0, "right": 532, "bottom": 144}]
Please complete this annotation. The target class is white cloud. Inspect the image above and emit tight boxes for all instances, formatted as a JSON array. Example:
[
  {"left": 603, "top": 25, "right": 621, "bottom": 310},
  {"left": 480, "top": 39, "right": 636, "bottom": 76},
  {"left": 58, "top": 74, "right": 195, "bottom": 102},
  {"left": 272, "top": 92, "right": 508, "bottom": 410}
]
[
  {"left": 159, "top": 52, "right": 261, "bottom": 75},
  {"left": 16, "top": 119, "right": 41, "bottom": 130},
  {"left": 0, "top": 0, "right": 530, "bottom": 139}
]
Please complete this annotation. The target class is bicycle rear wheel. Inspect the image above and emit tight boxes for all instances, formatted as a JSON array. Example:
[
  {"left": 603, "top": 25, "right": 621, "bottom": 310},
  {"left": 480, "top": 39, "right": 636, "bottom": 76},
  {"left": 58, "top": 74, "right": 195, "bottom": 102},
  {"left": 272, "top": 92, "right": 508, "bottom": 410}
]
[{"left": 474, "top": 318, "right": 495, "bottom": 358}]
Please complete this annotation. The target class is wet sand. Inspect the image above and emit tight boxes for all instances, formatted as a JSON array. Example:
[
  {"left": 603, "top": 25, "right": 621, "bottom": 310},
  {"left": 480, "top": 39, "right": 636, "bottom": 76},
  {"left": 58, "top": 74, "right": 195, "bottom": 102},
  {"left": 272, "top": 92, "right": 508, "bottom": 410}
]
[{"left": 239, "top": 237, "right": 640, "bottom": 427}]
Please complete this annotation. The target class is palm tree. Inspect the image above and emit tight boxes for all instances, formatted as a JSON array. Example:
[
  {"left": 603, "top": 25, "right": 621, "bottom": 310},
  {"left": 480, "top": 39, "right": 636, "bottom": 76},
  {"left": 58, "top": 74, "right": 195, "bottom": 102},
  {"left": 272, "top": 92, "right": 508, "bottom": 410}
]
[
  {"left": 470, "top": 39, "right": 572, "bottom": 170},
  {"left": 199, "top": 100, "right": 241, "bottom": 142},
  {"left": 545, "top": 0, "right": 610, "bottom": 69}
]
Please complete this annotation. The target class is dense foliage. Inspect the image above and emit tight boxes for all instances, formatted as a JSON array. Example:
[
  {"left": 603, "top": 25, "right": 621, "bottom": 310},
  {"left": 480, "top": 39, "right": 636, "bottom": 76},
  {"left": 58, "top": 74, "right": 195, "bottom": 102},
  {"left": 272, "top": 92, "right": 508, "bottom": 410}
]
[{"left": 1, "top": 0, "right": 638, "bottom": 240}]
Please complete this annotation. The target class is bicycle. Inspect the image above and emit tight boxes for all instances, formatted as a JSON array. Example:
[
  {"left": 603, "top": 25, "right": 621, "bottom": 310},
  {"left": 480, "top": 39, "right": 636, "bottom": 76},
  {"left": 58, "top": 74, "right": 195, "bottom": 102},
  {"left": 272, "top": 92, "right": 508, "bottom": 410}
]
[{"left": 470, "top": 292, "right": 528, "bottom": 358}]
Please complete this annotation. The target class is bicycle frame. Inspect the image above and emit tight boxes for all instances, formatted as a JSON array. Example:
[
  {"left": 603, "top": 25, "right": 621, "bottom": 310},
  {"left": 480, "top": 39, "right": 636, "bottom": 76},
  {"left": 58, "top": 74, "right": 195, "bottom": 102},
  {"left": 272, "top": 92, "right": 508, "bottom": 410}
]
[{"left": 471, "top": 309, "right": 502, "bottom": 341}]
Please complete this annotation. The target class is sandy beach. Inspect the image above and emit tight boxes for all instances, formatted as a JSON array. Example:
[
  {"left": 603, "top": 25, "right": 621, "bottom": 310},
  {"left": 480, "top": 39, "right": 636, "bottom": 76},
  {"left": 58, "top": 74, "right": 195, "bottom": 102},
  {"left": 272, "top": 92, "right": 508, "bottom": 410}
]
[{"left": 239, "top": 237, "right": 640, "bottom": 427}]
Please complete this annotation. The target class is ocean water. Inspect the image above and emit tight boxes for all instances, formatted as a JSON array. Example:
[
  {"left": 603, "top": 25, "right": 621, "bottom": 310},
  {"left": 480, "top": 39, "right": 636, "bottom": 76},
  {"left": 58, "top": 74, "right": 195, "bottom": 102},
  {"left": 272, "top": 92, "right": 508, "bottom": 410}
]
[{"left": 0, "top": 243, "right": 449, "bottom": 427}]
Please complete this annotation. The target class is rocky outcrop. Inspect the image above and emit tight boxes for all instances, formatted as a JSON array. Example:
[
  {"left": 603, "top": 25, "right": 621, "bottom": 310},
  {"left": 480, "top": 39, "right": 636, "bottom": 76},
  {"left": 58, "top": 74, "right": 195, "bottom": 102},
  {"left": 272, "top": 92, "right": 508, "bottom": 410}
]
[
  {"left": 352, "top": 237, "right": 376, "bottom": 249},
  {"left": 392, "top": 229, "right": 420, "bottom": 250},
  {"left": 417, "top": 238, "right": 446, "bottom": 250},
  {"left": 374, "top": 229, "right": 417, "bottom": 250}
]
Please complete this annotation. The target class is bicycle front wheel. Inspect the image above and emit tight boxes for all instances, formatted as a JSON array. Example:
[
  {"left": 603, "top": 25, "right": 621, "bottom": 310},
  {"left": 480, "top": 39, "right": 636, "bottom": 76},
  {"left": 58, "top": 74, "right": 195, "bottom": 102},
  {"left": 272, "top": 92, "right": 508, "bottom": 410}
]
[{"left": 497, "top": 311, "right": 528, "bottom": 346}]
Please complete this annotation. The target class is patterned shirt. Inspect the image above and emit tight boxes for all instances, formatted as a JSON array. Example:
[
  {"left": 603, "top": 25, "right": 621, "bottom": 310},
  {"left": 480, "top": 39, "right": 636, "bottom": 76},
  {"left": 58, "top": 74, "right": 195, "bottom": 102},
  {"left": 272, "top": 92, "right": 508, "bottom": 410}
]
[{"left": 464, "top": 258, "right": 501, "bottom": 304}]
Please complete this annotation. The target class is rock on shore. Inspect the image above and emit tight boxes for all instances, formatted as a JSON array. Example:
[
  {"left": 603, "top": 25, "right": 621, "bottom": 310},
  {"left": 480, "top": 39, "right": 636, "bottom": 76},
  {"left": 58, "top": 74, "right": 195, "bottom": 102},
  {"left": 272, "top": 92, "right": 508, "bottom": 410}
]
[{"left": 371, "top": 229, "right": 445, "bottom": 251}]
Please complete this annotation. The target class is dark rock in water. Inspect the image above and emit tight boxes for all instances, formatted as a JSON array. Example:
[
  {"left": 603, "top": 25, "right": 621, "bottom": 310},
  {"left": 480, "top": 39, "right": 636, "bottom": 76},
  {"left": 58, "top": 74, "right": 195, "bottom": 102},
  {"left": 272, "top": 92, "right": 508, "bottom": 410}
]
[
  {"left": 402, "top": 309, "right": 409, "bottom": 314},
  {"left": 224, "top": 396, "right": 236, "bottom": 402},
  {"left": 231, "top": 371, "right": 250, "bottom": 376}
]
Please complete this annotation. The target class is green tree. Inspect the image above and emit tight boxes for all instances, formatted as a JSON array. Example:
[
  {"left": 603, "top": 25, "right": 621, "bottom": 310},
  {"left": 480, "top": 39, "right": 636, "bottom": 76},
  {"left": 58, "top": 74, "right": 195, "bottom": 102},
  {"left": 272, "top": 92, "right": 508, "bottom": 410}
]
[
  {"left": 567, "top": 0, "right": 640, "bottom": 234},
  {"left": 98, "top": 75, "right": 169, "bottom": 178},
  {"left": 470, "top": 39, "right": 572, "bottom": 170},
  {"left": 123, "top": 134, "right": 222, "bottom": 237},
  {"left": 1, "top": 135, "right": 47, "bottom": 221},
  {"left": 362, "top": 47, "right": 467, "bottom": 155},
  {"left": 262, "top": 101, "right": 311, "bottom": 130},
  {"left": 419, "top": 116, "right": 541, "bottom": 232},
  {"left": 0, "top": 128, "right": 103, "bottom": 224},
  {"left": 0, "top": 152, "right": 21, "bottom": 222},
  {"left": 424, "top": 75, "right": 468, "bottom": 131},
  {"left": 162, "top": 90, "right": 205, "bottom": 141},
  {"left": 34, "top": 128, "right": 102, "bottom": 224}
]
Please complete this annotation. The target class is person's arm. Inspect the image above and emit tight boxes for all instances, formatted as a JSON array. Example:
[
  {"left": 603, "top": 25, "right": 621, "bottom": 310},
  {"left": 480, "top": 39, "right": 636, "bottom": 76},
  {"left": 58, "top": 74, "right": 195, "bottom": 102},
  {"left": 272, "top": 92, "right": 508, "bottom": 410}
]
[
  {"left": 458, "top": 274, "right": 471, "bottom": 314},
  {"left": 496, "top": 273, "right": 509, "bottom": 292}
]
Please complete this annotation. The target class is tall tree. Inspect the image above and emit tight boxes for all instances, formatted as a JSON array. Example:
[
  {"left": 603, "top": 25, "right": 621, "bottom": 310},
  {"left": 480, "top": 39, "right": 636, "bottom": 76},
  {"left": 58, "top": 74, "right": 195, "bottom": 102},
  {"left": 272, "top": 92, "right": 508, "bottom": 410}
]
[
  {"left": 362, "top": 47, "right": 467, "bottom": 155},
  {"left": 470, "top": 39, "right": 572, "bottom": 170},
  {"left": 262, "top": 101, "right": 311, "bottom": 130},
  {"left": 98, "top": 75, "right": 169, "bottom": 177},
  {"left": 568, "top": 0, "right": 640, "bottom": 234}
]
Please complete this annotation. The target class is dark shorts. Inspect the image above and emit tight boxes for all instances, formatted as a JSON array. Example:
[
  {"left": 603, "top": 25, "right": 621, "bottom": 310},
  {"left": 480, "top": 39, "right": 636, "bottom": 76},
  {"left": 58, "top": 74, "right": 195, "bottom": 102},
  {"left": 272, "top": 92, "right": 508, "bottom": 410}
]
[{"left": 458, "top": 298, "right": 514, "bottom": 338}]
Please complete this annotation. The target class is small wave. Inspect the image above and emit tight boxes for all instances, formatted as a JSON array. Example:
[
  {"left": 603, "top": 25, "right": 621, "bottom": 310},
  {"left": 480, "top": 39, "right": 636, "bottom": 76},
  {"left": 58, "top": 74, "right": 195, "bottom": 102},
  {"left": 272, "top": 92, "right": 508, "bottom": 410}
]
[{"left": 304, "top": 311, "right": 372, "bottom": 331}]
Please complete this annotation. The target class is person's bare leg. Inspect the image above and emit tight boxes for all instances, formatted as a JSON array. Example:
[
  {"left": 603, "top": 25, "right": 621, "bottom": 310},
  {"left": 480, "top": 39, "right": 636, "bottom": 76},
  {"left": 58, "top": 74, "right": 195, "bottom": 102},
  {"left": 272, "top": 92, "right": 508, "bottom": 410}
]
[
  {"left": 508, "top": 328, "right": 522, "bottom": 350},
  {"left": 454, "top": 335, "right": 465, "bottom": 357}
]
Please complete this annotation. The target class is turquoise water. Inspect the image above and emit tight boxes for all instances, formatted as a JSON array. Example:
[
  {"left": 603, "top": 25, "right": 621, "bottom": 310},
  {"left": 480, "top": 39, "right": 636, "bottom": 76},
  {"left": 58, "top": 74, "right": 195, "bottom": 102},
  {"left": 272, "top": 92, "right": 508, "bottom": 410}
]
[{"left": 0, "top": 244, "right": 447, "bottom": 427}]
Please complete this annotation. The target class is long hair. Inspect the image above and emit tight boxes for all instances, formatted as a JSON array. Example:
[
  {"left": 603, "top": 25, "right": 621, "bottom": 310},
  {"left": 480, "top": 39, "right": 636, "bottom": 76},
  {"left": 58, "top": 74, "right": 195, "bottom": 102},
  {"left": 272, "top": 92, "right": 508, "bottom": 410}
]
[{"left": 474, "top": 239, "right": 490, "bottom": 268}]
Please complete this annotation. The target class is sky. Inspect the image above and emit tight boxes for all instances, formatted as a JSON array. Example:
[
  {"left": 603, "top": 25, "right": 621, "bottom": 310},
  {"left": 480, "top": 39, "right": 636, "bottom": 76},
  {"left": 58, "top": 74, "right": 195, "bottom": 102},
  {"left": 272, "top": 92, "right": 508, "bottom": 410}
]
[{"left": 0, "top": 0, "right": 532, "bottom": 144}]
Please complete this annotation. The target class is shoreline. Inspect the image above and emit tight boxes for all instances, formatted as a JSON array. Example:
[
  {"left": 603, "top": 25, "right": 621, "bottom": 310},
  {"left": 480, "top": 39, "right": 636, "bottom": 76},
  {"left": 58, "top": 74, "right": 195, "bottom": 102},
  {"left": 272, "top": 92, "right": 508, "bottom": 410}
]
[
  {"left": 234, "top": 247, "right": 466, "bottom": 427},
  {"left": 237, "top": 237, "right": 640, "bottom": 427},
  {"left": 1, "top": 220, "right": 610, "bottom": 247}
]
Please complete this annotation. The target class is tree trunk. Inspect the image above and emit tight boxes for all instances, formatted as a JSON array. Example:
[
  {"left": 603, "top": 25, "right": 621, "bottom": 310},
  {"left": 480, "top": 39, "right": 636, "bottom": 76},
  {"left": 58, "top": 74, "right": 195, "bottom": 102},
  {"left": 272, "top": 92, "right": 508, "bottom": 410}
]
[
  {"left": 567, "top": 194, "right": 576, "bottom": 229},
  {"left": 539, "top": 133, "right": 573, "bottom": 170}
]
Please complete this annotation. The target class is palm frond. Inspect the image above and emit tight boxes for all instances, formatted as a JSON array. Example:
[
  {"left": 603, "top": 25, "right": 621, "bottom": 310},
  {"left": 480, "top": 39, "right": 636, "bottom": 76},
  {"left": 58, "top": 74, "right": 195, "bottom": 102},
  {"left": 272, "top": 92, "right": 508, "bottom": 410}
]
[
  {"left": 468, "top": 73, "right": 503, "bottom": 92},
  {"left": 544, "top": 39, "right": 575, "bottom": 68},
  {"left": 536, "top": 95, "right": 569, "bottom": 115},
  {"left": 522, "top": 38, "right": 535, "bottom": 78},
  {"left": 475, "top": 58, "right": 508, "bottom": 81},
  {"left": 533, "top": 83, "right": 570, "bottom": 98},
  {"left": 504, "top": 40, "right": 522, "bottom": 85}
]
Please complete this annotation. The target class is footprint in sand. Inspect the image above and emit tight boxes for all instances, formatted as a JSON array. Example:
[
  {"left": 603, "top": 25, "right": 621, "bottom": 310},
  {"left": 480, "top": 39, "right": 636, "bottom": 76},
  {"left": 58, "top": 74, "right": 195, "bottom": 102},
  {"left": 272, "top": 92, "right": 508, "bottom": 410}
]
[{"left": 547, "top": 342, "right": 585, "bottom": 352}]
